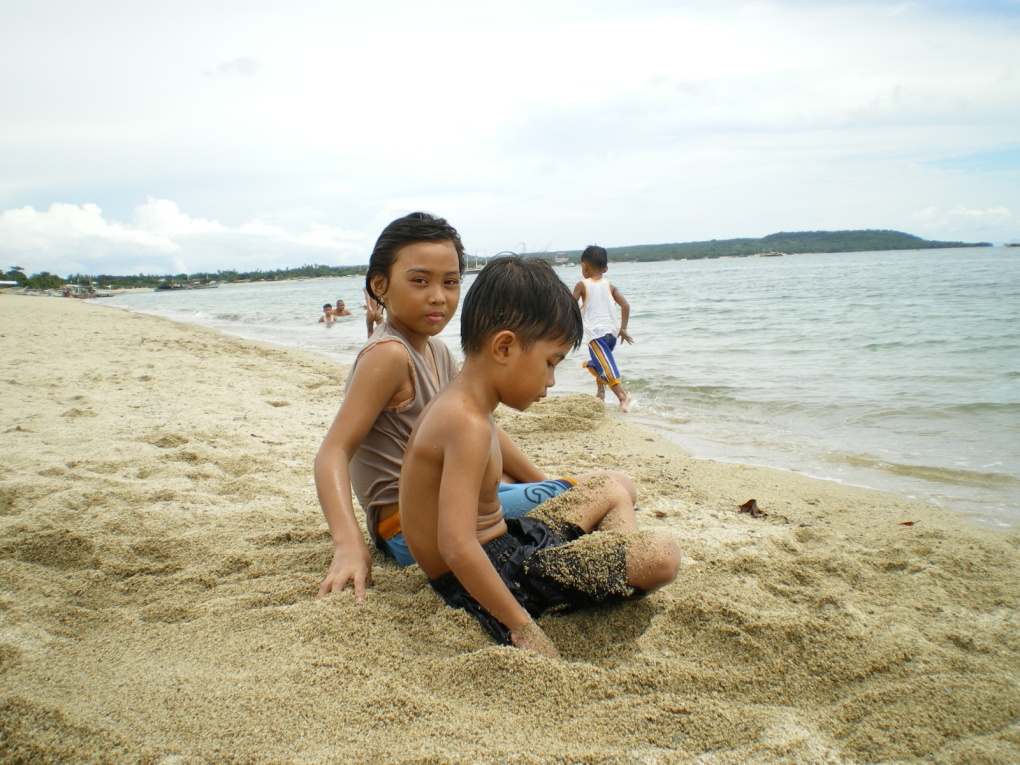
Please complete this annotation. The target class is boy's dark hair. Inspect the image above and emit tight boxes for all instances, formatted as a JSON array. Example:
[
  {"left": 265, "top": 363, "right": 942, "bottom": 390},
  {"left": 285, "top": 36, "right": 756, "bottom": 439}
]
[
  {"left": 365, "top": 212, "right": 466, "bottom": 304},
  {"left": 323, "top": 303, "right": 332, "bottom": 309},
  {"left": 461, "top": 255, "right": 582, "bottom": 354},
  {"left": 580, "top": 245, "right": 608, "bottom": 271}
]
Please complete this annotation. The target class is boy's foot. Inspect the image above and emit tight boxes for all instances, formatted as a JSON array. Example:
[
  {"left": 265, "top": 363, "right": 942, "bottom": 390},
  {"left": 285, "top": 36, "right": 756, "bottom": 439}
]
[
  {"left": 596, "top": 381, "right": 606, "bottom": 401},
  {"left": 619, "top": 395, "right": 632, "bottom": 413}
]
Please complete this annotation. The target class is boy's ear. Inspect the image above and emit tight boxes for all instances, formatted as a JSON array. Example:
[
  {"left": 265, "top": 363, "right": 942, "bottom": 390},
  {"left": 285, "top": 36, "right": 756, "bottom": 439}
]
[{"left": 490, "top": 330, "right": 518, "bottom": 363}]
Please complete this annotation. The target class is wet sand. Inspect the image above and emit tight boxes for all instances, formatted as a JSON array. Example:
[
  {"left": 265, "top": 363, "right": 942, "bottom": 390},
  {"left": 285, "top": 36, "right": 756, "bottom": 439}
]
[{"left": 2, "top": 295, "right": 1019, "bottom": 764}]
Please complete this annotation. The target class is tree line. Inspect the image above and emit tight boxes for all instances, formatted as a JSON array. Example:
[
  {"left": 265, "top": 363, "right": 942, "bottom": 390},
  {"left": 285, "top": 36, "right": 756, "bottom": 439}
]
[
  {"left": 3, "top": 230, "right": 992, "bottom": 290},
  {"left": 2, "top": 263, "right": 366, "bottom": 290}
]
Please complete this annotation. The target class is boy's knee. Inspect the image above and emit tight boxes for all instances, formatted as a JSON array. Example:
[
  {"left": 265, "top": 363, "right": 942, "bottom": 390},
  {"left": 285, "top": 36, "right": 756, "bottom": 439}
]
[
  {"left": 605, "top": 470, "right": 637, "bottom": 505},
  {"left": 661, "top": 536, "right": 681, "bottom": 579},
  {"left": 625, "top": 532, "right": 681, "bottom": 591},
  {"left": 647, "top": 534, "right": 681, "bottom": 588},
  {"left": 577, "top": 470, "right": 637, "bottom": 504}
]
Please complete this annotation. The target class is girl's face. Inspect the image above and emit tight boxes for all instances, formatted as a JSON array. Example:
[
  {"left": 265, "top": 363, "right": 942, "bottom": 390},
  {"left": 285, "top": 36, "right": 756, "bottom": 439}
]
[{"left": 371, "top": 240, "right": 461, "bottom": 345}]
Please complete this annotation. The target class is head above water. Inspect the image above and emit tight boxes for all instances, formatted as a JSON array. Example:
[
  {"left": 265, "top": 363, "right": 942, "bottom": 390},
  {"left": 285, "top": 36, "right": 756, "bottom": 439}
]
[
  {"left": 365, "top": 212, "right": 466, "bottom": 305},
  {"left": 580, "top": 245, "right": 608, "bottom": 272},
  {"left": 460, "top": 255, "right": 582, "bottom": 355},
  {"left": 323, "top": 303, "right": 332, "bottom": 310}
]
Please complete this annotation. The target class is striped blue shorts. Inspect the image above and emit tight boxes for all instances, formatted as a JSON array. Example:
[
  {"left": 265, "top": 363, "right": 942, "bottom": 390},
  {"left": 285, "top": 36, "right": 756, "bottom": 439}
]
[{"left": 586, "top": 333, "right": 621, "bottom": 386}]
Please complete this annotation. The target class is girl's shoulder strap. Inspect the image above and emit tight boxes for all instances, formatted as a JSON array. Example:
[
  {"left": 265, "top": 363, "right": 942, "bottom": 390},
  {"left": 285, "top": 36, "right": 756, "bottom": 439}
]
[{"left": 349, "top": 333, "right": 411, "bottom": 382}]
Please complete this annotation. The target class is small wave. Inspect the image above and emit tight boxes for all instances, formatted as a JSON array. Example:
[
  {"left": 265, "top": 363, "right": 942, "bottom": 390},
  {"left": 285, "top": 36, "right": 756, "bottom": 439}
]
[
  {"left": 942, "top": 401, "right": 1020, "bottom": 416},
  {"left": 862, "top": 338, "right": 949, "bottom": 352},
  {"left": 832, "top": 452, "right": 1020, "bottom": 489},
  {"left": 851, "top": 401, "right": 1020, "bottom": 423}
]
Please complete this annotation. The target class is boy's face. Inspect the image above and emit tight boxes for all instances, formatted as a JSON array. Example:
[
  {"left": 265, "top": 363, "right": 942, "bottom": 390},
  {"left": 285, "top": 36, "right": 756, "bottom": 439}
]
[{"left": 504, "top": 336, "right": 573, "bottom": 411}]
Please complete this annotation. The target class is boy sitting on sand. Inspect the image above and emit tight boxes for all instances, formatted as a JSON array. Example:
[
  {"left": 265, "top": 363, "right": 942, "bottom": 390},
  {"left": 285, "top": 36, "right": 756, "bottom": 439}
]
[{"left": 399, "top": 256, "right": 680, "bottom": 658}]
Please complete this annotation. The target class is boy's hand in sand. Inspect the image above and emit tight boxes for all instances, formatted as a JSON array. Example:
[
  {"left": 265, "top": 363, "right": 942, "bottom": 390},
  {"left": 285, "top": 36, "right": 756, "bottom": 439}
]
[
  {"left": 318, "top": 544, "right": 373, "bottom": 600},
  {"left": 509, "top": 619, "right": 559, "bottom": 659}
]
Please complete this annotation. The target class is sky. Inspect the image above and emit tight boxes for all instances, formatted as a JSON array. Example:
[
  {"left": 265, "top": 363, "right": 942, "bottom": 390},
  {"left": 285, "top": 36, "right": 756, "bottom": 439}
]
[{"left": 2, "top": 0, "right": 1018, "bottom": 277}]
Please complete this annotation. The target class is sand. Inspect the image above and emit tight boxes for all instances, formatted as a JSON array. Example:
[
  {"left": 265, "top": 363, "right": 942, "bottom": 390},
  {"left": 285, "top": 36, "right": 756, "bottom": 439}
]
[{"left": 2, "top": 294, "right": 1019, "bottom": 764}]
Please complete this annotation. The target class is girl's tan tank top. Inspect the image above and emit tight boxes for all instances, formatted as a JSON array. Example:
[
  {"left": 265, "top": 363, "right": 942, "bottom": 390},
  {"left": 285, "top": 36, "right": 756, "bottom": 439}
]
[{"left": 346, "top": 323, "right": 457, "bottom": 548}]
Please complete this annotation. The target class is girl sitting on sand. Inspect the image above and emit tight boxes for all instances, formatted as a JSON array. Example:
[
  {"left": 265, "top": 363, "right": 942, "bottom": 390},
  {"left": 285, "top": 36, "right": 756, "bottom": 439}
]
[{"left": 314, "top": 213, "right": 636, "bottom": 599}]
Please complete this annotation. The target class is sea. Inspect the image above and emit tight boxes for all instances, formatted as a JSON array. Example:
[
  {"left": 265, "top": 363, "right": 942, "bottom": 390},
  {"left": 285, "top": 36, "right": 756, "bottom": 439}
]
[{"left": 100, "top": 247, "right": 1020, "bottom": 529}]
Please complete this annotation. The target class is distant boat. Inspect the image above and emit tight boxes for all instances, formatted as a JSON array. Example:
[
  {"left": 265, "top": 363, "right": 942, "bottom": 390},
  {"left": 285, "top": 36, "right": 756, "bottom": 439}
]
[
  {"left": 463, "top": 255, "right": 486, "bottom": 275},
  {"left": 155, "top": 279, "right": 219, "bottom": 291}
]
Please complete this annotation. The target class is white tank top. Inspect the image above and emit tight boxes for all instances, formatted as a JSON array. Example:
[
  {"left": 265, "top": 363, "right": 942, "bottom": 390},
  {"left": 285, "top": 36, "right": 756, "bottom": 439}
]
[{"left": 580, "top": 277, "right": 617, "bottom": 345}]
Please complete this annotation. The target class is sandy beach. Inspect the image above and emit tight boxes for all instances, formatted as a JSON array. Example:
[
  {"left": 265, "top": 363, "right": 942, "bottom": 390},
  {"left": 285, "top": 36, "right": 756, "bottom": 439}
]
[{"left": 2, "top": 294, "right": 1019, "bottom": 764}]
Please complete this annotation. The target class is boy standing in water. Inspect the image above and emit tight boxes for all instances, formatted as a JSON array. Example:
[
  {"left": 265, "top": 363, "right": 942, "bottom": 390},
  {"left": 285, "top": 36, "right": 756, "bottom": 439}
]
[
  {"left": 572, "top": 245, "right": 633, "bottom": 412},
  {"left": 399, "top": 256, "right": 680, "bottom": 657}
]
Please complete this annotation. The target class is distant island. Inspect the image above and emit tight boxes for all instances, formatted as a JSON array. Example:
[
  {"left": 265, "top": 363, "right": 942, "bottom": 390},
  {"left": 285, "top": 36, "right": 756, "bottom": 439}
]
[
  {"left": 2, "top": 229, "right": 994, "bottom": 291},
  {"left": 528, "top": 229, "right": 992, "bottom": 265}
]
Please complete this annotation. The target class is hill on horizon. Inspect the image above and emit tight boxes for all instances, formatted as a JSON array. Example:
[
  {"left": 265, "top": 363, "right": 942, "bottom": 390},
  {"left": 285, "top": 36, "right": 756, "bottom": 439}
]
[{"left": 529, "top": 229, "right": 991, "bottom": 263}]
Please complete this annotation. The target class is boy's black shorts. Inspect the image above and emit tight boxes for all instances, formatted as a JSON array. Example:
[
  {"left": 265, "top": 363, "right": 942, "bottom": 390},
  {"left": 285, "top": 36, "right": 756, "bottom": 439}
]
[{"left": 428, "top": 516, "right": 633, "bottom": 645}]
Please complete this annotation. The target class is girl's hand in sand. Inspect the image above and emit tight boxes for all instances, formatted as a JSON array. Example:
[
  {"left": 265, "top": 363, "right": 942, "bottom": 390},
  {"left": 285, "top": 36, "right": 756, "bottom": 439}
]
[
  {"left": 510, "top": 619, "right": 559, "bottom": 659},
  {"left": 318, "top": 544, "right": 373, "bottom": 600}
]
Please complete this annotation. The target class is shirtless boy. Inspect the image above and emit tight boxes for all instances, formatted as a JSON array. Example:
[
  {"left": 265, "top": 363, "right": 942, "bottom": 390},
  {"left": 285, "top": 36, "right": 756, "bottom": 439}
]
[{"left": 399, "top": 256, "right": 680, "bottom": 658}]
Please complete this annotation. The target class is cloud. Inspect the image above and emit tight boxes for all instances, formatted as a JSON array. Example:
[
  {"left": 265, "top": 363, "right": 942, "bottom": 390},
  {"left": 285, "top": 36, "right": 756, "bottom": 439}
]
[
  {"left": 131, "top": 198, "right": 227, "bottom": 237},
  {"left": 1, "top": 1, "right": 1018, "bottom": 268},
  {"left": 910, "top": 205, "right": 1014, "bottom": 241},
  {"left": 0, "top": 197, "right": 370, "bottom": 276},
  {"left": 204, "top": 57, "right": 260, "bottom": 79}
]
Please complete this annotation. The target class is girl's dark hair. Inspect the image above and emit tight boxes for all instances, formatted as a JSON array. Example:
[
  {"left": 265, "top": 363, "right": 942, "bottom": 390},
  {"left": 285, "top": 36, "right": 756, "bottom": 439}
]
[
  {"left": 365, "top": 212, "right": 466, "bottom": 304},
  {"left": 580, "top": 245, "right": 608, "bottom": 270},
  {"left": 461, "top": 255, "right": 582, "bottom": 354}
]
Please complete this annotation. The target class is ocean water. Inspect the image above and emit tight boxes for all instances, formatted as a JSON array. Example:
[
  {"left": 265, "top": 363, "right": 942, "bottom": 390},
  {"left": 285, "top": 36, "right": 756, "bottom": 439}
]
[{"left": 102, "top": 247, "right": 1020, "bottom": 528}]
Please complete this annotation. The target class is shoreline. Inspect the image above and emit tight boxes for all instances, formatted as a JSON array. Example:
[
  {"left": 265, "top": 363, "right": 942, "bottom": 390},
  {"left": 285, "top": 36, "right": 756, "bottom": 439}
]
[
  {"left": 3, "top": 295, "right": 1019, "bottom": 763},
  {"left": 92, "top": 258, "right": 1020, "bottom": 530}
]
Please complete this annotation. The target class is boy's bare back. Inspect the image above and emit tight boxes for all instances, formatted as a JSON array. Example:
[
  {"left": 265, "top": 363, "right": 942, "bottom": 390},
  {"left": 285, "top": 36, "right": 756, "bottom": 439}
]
[{"left": 400, "top": 379, "right": 506, "bottom": 579}]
